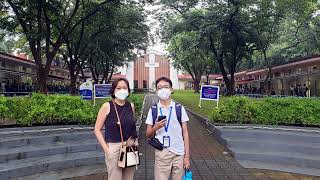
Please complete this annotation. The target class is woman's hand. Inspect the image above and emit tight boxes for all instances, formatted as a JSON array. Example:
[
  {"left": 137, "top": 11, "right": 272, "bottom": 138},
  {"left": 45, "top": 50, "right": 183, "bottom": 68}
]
[{"left": 104, "top": 147, "right": 110, "bottom": 157}]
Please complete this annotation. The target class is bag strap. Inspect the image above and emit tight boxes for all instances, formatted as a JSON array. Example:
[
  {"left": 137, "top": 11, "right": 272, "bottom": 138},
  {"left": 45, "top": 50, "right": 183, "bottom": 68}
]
[
  {"left": 175, "top": 103, "right": 182, "bottom": 126},
  {"left": 113, "top": 100, "right": 124, "bottom": 145}
]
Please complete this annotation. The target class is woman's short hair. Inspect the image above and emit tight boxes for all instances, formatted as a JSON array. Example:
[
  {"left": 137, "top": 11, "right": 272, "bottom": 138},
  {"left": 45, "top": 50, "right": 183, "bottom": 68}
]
[{"left": 109, "top": 78, "right": 131, "bottom": 99}]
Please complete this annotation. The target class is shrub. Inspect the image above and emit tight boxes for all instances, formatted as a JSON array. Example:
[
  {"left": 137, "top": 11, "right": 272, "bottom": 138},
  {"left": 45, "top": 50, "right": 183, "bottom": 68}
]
[
  {"left": 211, "top": 96, "right": 252, "bottom": 124},
  {"left": 0, "top": 96, "right": 9, "bottom": 117},
  {"left": 1, "top": 94, "right": 98, "bottom": 126},
  {"left": 210, "top": 97, "right": 320, "bottom": 126},
  {"left": 0, "top": 93, "right": 144, "bottom": 126}
]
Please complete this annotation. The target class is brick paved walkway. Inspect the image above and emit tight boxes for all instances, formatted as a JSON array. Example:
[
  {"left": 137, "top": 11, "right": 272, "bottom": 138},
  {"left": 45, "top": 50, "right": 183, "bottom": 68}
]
[{"left": 71, "top": 94, "right": 320, "bottom": 180}]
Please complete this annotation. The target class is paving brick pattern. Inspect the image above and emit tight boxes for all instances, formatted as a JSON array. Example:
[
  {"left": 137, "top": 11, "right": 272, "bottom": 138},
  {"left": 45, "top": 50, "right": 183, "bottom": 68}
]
[{"left": 70, "top": 94, "right": 320, "bottom": 180}]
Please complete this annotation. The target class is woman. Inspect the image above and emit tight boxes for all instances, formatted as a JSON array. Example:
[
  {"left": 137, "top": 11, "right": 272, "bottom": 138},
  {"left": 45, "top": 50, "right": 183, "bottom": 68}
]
[{"left": 94, "top": 78, "right": 138, "bottom": 180}]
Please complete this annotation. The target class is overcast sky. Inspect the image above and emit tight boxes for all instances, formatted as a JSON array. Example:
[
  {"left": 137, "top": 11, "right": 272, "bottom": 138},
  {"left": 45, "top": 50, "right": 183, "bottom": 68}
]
[{"left": 145, "top": 4, "right": 167, "bottom": 54}]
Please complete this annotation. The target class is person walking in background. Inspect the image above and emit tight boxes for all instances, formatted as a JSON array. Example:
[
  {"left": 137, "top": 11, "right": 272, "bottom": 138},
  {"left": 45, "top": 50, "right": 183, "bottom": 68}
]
[
  {"left": 289, "top": 85, "right": 294, "bottom": 96},
  {"left": 1, "top": 81, "right": 5, "bottom": 93},
  {"left": 303, "top": 84, "right": 308, "bottom": 97}
]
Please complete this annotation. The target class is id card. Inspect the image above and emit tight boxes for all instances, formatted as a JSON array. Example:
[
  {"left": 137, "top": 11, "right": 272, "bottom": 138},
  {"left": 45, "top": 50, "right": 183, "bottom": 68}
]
[{"left": 163, "top": 136, "right": 170, "bottom": 147}]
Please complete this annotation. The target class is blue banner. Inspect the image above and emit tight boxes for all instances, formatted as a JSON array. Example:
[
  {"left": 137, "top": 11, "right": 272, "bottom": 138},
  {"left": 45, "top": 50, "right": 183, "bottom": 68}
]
[
  {"left": 95, "top": 84, "right": 112, "bottom": 98},
  {"left": 200, "top": 85, "right": 219, "bottom": 100},
  {"left": 80, "top": 89, "right": 93, "bottom": 100}
]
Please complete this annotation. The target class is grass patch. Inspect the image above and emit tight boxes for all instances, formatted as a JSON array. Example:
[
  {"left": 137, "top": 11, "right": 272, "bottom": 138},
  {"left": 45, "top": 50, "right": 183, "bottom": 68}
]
[{"left": 172, "top": 90, "right": 225, "bottom": 119}]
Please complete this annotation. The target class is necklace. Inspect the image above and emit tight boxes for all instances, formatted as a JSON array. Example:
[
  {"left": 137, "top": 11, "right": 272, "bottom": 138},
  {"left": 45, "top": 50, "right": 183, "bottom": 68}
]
[{"left": 115, "top": 103, "right": 125, "bottom": 125}]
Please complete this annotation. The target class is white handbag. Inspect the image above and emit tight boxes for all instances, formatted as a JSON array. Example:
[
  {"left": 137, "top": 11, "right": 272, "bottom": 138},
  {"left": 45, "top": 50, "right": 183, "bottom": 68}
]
[{"left": 113, "top": 101, "right": 140, "bottom": 169}]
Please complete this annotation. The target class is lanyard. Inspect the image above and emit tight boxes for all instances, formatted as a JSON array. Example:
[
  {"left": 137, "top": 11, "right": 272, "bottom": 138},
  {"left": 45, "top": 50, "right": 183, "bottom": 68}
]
[{"left": 160, "top": 106, "right": 173, "bottom": 132}]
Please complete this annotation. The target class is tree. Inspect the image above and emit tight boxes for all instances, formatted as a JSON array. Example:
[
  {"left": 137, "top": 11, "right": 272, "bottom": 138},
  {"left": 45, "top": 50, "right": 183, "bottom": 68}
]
[
  {"left": 0, "top": 30, "right": 16, "bottom": 53},
  {"left": 162, "top": 10, "right": 219, "bottom": 93},
  {"left": 166, "top": 30, "right": 215, "bottom": 93},
  {"left": 249, "top": 0, "right": 319, "bottom": 95},
  {"left": 80, "top": 1, "right": 149, "bottom": 85},
  {"left": 0, "top": 0, "right": 113, "bottom": 93},
  {"left": 159, "top": 0, "right": 257, "bottom": 95},
  {"left": 158, "top": 0, "right": 319, "bottom": 95}
]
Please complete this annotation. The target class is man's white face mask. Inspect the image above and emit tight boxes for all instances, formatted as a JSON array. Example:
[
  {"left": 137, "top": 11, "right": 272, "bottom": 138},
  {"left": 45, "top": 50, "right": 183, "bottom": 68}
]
[{"left": 157, "top": 88, "right": 171, "bottom": 100}]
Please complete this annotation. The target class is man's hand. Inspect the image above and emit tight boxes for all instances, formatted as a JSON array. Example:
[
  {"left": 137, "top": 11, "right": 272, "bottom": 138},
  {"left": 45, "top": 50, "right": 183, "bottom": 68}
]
[
  {"left": 184, "top": 156, "right": 190, "bottom": 169},
  {"left": 153, "top": 119, "right": 166, "bottom": 131}
]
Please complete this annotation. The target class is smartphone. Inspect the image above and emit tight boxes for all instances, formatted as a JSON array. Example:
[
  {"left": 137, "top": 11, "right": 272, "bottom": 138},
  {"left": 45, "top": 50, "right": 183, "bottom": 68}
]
[{"left": 157, "top": 116, "right": 166, "bottom": 121}]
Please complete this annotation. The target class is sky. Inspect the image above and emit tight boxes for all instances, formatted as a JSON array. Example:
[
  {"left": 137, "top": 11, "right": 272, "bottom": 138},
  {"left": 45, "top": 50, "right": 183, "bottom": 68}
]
[{"left": 145, "top": 4, "right": 168, "bottom": 54}]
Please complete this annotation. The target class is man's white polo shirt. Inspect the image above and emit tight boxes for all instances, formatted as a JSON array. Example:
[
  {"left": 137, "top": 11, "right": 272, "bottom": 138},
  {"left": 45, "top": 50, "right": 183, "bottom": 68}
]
[{"left": 145, "top": 100, "right": 189, "bottom": 155}]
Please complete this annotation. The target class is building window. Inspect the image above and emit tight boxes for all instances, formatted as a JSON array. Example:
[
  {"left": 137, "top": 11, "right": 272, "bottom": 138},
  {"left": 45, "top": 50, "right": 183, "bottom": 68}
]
[
  {"left": 134, "top": 80, "right": 138, "bottom": 89},
  {"left": 143, "top": 80, "right": 147, "bottom": 89},
  {"left": 23, "top": 67, "right": 26, "bottom": 72},
  {"left": 1, "top": 62, "right": 5, "bottom": 67},
  {"left": 18, "top": 66, "right": 23, "bottom": 72}
]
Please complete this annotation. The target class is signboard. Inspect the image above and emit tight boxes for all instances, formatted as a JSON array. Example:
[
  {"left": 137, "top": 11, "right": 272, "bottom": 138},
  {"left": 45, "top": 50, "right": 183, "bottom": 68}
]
[
  {"left": 93, "top": 84, "right": 112, "bottom": 106},
  {"left": 94, "top": 84, "right": 112, "bottom": 98},
  {"left": 199, "top": 85, "right": 220, "bottom": 108},
  {"left": 79, "top": 81, "right": 93, "bottom": 100}
]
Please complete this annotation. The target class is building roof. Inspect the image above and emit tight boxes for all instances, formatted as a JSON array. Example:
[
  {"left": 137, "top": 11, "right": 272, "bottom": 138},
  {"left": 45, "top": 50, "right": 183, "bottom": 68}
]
[
  {"left": 178, "top": 74, "right": 221, "bottom": 80},
  {"left": 111, "top": 73, "right": 126, "bottom": 79},
  {"left": 217, "top": 54, "right": 320, "bottom": 79},
  {"left": 146, "top": 49, "right": 165, "bottom": 56},
  {"left": 0, "top": 52, "right": 35, "bottom": 66},
  {"left": 246, "top": 54, "right": 320, "bottom": 75}
]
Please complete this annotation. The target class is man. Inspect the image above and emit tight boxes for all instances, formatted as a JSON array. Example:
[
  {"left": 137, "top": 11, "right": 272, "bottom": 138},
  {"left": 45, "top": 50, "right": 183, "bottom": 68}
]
[{"left": 146, "top": 77, "right": 190, "bottom": 180}]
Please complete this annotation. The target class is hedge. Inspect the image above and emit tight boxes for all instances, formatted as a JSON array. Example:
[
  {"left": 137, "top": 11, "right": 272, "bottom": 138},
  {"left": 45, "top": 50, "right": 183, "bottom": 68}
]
[
  {"left": 210, "top": 96, "right": 320, "bottom": 126},
  {"left": 0, "top": 93, "right": 144, "bottom": 126}
]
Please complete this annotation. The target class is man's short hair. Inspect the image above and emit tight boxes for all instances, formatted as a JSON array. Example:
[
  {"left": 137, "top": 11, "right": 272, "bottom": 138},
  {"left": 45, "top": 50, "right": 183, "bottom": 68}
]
[{"left": 155, "top": 77, "right": 172, "bottom": 88}]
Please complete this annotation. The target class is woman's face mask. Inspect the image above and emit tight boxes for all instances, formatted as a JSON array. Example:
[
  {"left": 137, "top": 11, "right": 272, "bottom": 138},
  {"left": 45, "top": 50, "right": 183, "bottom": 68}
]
[{"left": 115, "top": 89, "right": 129, "bottom": 100}]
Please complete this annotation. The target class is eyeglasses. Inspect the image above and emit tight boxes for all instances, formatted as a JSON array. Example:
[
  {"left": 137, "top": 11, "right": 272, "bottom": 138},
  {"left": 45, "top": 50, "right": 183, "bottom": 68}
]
[{"left": 156, "top": 86, "right": 171, "bottom": 90}]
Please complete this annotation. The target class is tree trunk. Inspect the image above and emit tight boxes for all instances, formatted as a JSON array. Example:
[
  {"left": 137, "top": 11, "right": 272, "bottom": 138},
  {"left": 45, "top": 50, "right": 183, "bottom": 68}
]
[
  {"left": 193, "top": 77, "right": 201, "bottom": 93},
  {"left": 36, "top": 68, "right": 48, "bottom": 93},
  {"left": 263, "top": 50, "right": 272, "bottom": 96},
  {"left": 264, "top": 67, "right": 272, "bottom": 96},
  {"left": 69, "top": 70, "right": 78, "bottom": 95},
  {"left": 217, "top": 59, "right": 235, "bottom": 96}
]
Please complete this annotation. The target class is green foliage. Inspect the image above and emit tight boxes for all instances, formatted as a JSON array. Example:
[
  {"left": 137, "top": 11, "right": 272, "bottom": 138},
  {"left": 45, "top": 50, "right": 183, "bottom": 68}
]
[
  {"left": 68, "top": 1, "right": 149, "bottom": 85},
  {"left": 159, "top": 0, "right": 319, "bottom": 95},
  {"left": 0, "top": 96, "right": 9, "bottom": 117},
  {"left": 164, "top": 14, "right": 218, "bottom": 92},
  {"left": 172, "top": 90, "right": 320, "bottom": 126},
  {"left": 1, "top": 94, "right": 98, "bottom": 126},
  {"left": 0, "top": 93, "right": 145, "bottom": 126},
  {"left": 127, "top": 94, "right": 144, "bottom": 115},
  {"left": 211, "top": 97, "right": 252, "bottom": 124},
  {"left": 210, "top": 97, "right": 320, "bottom": 126}
]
